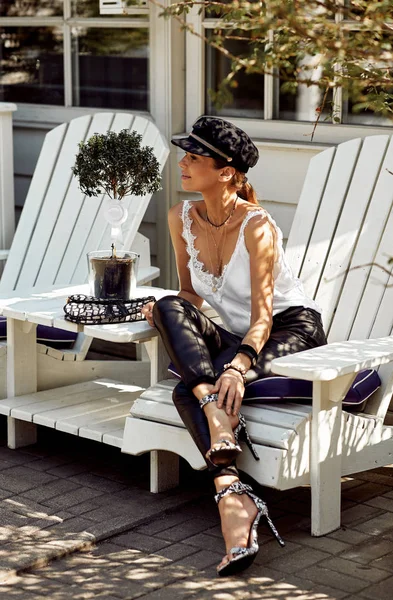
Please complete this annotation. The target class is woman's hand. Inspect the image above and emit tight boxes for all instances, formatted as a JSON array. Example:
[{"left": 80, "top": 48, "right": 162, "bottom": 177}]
[
  {"left": 141, "top": 301, "right": 156, "bottom": 327},
  {"left": 212, "top": 369, "right": 244, "bottom": 416}
]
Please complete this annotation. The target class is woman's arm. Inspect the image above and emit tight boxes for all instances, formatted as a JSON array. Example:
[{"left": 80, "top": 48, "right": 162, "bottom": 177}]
[
  {"left": 241, "top": 213, "right": 275, "bottom": 354},
  {"left": 168, "top": 203, "right": 204, "bottom": 309}
]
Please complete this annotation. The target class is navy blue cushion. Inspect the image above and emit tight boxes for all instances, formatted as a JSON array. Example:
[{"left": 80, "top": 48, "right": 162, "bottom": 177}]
[
  {"left": 0, "top": 316, "right": 77, "bottom": 349},
  {"left": 167, "top": 363, "right": 381, "bottom": 408}
]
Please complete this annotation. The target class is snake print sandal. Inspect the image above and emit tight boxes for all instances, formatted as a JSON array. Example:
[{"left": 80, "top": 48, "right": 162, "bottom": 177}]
[{"left": 215, "top": 481, "right": 285, "bottom": 577}]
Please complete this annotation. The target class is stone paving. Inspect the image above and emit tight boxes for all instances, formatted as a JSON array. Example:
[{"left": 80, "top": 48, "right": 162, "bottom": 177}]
[{"left": 2, "top": 419, "right": 393, "bottom": 599}]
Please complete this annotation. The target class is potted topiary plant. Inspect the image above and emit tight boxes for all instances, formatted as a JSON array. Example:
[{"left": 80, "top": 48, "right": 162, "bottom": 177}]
[{"left": 72, "top": 128, "right": 162, "bottom": 300}]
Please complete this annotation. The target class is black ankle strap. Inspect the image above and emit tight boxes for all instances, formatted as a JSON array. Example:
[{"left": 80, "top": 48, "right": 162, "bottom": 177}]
[
  {"left": 214, "top": 481, "right": 253, "bottom": 504},
  {"left": 212, "top": 464, "right": 239, "bottom": 479}
]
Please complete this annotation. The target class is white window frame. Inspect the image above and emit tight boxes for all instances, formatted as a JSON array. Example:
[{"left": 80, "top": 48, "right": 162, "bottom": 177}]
[
  {"left": 99, "top": 0, "right": 148, "bottom": 14},
  {"left": 185, "top": 6, "right": 393, "bottom": 144},
  {"left": 0, "top": 0, "right": 151, "bottom": 116}
]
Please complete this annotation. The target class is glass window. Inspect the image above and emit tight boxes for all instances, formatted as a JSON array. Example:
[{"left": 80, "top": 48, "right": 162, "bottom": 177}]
[
  {"left": 343, "top": 1, "right": 366, "bottom": 19},
  {"left": 71, "top": 27, "right": 149, "bottom": 110},
  {"left": 0, "top": 26, "right": 64, "bottom": 105},
  {"left": 205, "top": 32, "right": 264, "bottom": 119},
  {"left": 342, "top": 85, "right": 393, "bottom": 126},
  {"left": 199, "top": 5, "right": 392, "bottom": 128},
  {"left": 277, "top": 56, "right": 333, "bottom": 123},
  {"left": 278, "top": 83, "right": 333, "bottom": 123},
  {"left": 341, "top": 32, "right": 393, "bottom": 125},
  {"left": 0, "top": 2, "right": 150, "bottom": 110},
  {"left": 0, "top": 1, "right": 63, "bottom": 17},
  {"left": 205, "top": 0, "right": 261, "bottom": 19},
  {"left": 71, "top": 0, "right": 103, "bottom": 18}
]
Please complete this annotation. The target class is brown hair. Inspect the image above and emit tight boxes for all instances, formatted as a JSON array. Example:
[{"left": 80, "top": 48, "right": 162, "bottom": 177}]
[{"left": 213, "top": 158, "right": 259, "bottom": 205}]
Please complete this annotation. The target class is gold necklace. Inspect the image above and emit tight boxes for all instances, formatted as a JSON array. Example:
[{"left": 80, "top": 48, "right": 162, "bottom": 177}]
[
  {"left": 203, "top": 197, "right": 238, "bottom": 292},
  {"left": 208, "top": 224, "right": 227, "bottom": 276},
  {"left": 204, "top": 216, "right": 229, "bottom": 292},
  {"left": 204, "top": 223, "right": 216, "bottom": 278}
]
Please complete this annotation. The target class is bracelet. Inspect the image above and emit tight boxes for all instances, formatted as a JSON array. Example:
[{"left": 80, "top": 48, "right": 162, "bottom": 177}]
[
  {"left": 237, "top": 344, "right": 258, "bottom": 367},
  {"left": 222, "top": 363, "right": 248, "bottom": 385}
]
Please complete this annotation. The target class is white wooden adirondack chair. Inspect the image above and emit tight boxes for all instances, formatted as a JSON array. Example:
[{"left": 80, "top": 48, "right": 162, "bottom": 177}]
[
  {"left": 0, "top": 111, "right": 169, "bottom": 396},
  {"left": 122, "top": 134, "right": 393, "bottom": 537}
]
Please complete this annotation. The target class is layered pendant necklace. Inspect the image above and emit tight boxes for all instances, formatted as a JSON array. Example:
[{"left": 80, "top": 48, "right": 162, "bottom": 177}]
[
  {"left": 205, "top": 225, "right": 227, "bottom": 292},
  {"left": 204, "top": 198, "right": 238, "bottom": 293}
]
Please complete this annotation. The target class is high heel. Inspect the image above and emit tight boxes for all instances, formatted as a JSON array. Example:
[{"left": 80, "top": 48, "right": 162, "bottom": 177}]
[
  {"left": 215, "top": 481, "right": 284, "bottom": 577},
  {"left": 233, "top": 413, "right": 260, "bottom": 461},
  {"left": 199, "top": 393, "right": 242, "bottom": 466}
]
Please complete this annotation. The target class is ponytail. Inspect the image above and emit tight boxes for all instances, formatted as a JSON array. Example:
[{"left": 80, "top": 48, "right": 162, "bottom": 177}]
[
  {"left": 228, "top": 170, "right": 259, "bottom": 205},
  {"left": 236, "top": 178, "right": 259, "bottom": 205},
  {"left": 213, "top": 157, "right": 259, "bottom": 205}
]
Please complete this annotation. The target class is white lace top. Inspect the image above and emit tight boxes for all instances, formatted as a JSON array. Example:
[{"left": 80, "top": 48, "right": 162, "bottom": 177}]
[{"left": 181, "top": 200, "right": 320, "bottom": 337}]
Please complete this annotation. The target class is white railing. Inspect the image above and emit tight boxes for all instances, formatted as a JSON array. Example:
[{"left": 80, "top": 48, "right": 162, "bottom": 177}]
[{"left": 0, "top": 103, "right": 17, "bottom": 257}]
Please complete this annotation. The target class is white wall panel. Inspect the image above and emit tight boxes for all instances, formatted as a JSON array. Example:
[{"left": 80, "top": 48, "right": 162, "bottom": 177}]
[
  {"left": 14, "top": 176, "right": 30, "bottom": 209},
  {"left": 250, "top": 143, "right": 328, "bottom": 205},
  {"left": 13, "top": 127, "right": 47, "bottom": 177}
]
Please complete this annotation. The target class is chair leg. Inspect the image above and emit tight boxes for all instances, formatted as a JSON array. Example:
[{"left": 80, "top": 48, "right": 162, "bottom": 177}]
[
  {"left": 6, "top": 318, "right": 38, "bottom": 449},
  {"left": 310, "top": 379, "right": 347, "bottom": 536},
  {"left": 8, "top": 417, "right": 37, "bottom": 449},
  {"left": 144, "top": 337, "right": 170, "bottom": 386},
  {"left": 150, "top": 450, "right": 179, "bottom": 493}
]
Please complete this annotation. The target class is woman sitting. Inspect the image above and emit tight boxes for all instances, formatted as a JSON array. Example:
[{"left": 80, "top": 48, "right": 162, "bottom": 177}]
[{"left": 142, "top": 116, "right": 327, "bottom": 576}]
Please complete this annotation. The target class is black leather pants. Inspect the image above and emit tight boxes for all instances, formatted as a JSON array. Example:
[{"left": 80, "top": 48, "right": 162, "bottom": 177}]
[{"left": 153, "top": 296, "right": 327, "bottom": 479}]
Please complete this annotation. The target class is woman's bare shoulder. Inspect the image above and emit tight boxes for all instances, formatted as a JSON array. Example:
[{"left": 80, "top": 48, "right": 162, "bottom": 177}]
[
  {"left": 243, "top": 205, "right": 270, "bottom": 227},
  {"left": 168, "top": 200, "right": 203, "bottom": 230},
  {"left": 168, "top": 201, "right": 183, "bottom": 218},
  {"left": 169, "top": 199, "right": 201, "bottom": 215},
  {"left": 168, "top": 202, "right": 183, "bottom": 232},
  {"left": 243, "top": 206, "right": 276, "bottom": 247}
]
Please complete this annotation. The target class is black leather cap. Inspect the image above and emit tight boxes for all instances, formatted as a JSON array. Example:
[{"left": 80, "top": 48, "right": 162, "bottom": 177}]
[{"left": 171, "top": 116, "right": 259, "bottom": 173}]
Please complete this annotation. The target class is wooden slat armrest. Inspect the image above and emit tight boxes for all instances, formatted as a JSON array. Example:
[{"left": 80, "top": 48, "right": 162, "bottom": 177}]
[
  {"left": 137, "top": 266, "right": 160, "bottom": 285},
  {"left": 0, "top": 250, "right": 9, "bottom": 261},
  {"left": 271, "top": 336, "right": 393, "bottom": 381}
]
